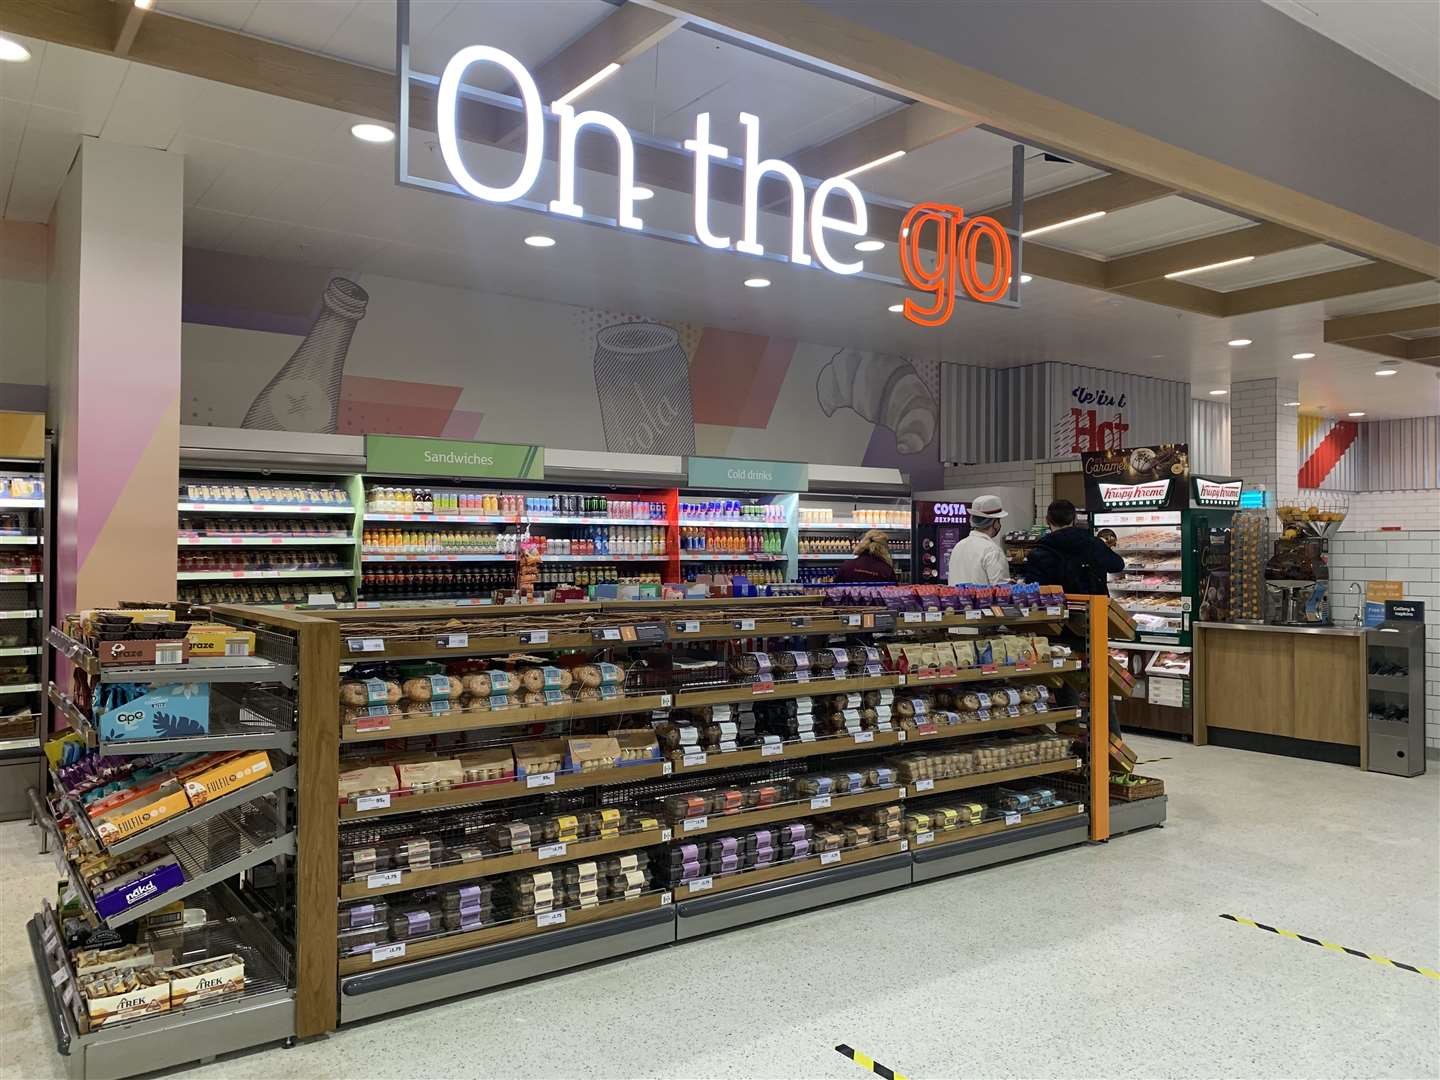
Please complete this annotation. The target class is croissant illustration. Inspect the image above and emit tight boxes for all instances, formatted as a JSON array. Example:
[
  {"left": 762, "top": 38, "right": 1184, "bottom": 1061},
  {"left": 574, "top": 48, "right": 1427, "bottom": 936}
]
[{"left": 816, "top": 349, "right": 937, "bottom": 454}]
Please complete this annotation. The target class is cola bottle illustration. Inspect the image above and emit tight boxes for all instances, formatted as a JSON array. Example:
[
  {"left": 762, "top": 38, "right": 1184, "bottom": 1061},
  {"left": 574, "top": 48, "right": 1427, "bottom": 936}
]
[{"left": 242, "top": 277, "right": 370, "bottom": 432}]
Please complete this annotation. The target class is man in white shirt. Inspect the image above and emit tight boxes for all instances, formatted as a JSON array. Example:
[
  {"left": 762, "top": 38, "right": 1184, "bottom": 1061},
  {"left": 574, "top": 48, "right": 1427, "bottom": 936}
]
[{"left": 947, "top": 494, "right": 1010, "bottom": 585}]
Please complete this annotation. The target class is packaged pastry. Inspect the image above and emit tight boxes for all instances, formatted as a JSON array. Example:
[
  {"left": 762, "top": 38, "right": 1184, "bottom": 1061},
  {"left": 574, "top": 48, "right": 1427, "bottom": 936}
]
[
  {"left": 396, "top": 759, "right": 463, "bottom": 793},
  {"left": 389, "top": 905, "right": 443, "bottom": 940},
  {"left": 401, "top": 675, "right": 462, "bottom": 702},
  {"left": 338, "top": 765, "right": 398, "bottom": 801},
  {"left": 952, "top": 641, "right": 976, "bottom": 668},
  {"left": 512, "top": 739, "right": 566, "bottom": 777},
  {"left": 339, "top": 899, "right": 389, "bottom": 930},
  {"left": 340, "top": 678, "right": 401, "bottom": 707},
  {"left": 566, "top": 736, "right": 619, "bottom": 773},
  {"left": 458, "top": 747, "right": 513, "bottom": 784}
]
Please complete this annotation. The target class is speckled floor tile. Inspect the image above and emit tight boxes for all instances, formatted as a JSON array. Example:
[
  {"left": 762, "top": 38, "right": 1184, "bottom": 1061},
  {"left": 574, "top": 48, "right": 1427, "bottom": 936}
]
[{"left": 2, "top": 735, "right": 1436, "bottom": 1080}]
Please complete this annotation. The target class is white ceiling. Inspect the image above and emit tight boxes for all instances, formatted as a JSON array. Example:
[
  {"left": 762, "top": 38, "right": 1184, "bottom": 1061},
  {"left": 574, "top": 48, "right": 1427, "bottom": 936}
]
[
  {"left": 1, "top": 11, "right": 1437, "bottom": 422},
  {"left": 1266, "top": 0, "right": 1440, "bottom": 99}
]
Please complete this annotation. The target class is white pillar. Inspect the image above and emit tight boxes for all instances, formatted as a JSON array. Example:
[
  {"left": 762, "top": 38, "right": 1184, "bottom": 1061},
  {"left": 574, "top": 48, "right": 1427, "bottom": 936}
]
[
  {"left": 1230, "top": 377, "right": 1299, "bottom": 516},
  {"left": 48, "top": 139, "right": 183, "bottom": 612}
]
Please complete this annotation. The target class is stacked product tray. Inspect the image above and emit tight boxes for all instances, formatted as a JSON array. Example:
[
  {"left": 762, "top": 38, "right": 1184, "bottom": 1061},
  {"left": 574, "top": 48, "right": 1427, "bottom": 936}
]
[
  {"left": 199, "top": 593, "right": 1109, "bottom": 1030},
  {"left": 31, "top": 620, "right": 302, "bottom": 1080}
]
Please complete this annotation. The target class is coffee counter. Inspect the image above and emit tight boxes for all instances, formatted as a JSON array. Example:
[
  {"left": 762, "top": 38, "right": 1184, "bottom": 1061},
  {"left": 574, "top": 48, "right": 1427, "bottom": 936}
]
[{"left": 1193, "top": 622, "right": 1367, "bottom": 767}]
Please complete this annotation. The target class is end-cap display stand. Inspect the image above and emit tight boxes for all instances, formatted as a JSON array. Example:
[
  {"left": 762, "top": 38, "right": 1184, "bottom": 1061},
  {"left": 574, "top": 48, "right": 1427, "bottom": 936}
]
[
  {"left": 200, "top": 592, "right": 1120, "bottom": 1038},
  {"left": 30, "top": 614, "right": 317, "bottom": 1080}
]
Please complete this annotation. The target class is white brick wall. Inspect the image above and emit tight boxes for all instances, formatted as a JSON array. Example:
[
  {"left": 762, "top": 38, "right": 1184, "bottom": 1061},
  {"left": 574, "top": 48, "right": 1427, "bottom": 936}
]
[
  {"left": 1334, "top": 490, "right": 1440, "bottom": 532},
  {"left": 942, "top": 460, "right": 1042, "bottom": 488},
  {"left": 1328, "top": 530, "right": 1440, "bottom": 750},
  {"left": 1231, "top": 378, "right": 1299, "bottom": 515}
]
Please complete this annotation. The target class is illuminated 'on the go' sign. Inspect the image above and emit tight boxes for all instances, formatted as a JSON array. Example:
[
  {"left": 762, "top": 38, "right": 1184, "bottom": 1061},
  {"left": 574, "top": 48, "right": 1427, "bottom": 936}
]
[
  {"left": 434, "top": 44, "right": 870, "bottom": 276},
  {"left": 899, "top": 203, "right": 1013, "bottom": 327}
]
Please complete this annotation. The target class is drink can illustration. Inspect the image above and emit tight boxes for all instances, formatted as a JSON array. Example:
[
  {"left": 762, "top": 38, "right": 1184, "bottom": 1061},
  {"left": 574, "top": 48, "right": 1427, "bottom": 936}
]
[{"left": 592, "top": 322, "right": 696, "bottom": 456}]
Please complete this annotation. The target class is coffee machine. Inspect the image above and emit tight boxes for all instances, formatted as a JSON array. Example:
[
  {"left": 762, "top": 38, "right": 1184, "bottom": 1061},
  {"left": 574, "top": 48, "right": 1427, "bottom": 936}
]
[{"left": 1265, "top": 506, "right": 1345, "bottom": 625}]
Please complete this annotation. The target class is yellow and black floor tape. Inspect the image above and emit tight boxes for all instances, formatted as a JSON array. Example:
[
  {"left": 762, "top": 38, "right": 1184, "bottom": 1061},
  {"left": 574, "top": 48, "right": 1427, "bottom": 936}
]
[
  {"left": 835, "top": 1044, "right": 909, "bottom": 1080},
  {"left": 1221, "top": 914, "right": 1439, "bottom": 980}
]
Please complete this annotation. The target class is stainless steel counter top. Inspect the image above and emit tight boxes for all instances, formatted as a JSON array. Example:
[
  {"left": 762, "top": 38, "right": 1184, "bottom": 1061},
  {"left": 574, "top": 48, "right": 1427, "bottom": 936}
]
[{"left": 1194, "top": 621, "right": 1367, "bottom": 637}]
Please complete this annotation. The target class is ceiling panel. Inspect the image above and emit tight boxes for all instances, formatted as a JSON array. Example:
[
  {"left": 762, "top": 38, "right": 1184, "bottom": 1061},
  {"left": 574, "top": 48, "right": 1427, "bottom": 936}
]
[
  {"left": 1266, "top": 0, "right": 1440, "bottom": 98},
  {"left": 181, "top": 205, "right": 244, "bottom": 249},
  {"left": 155, "top": 0, "right": 261, "bottom": 32},
  {"left": 411, "top": 1, "right": 612, "bottom": 82},
  {"left": 3, "top": 103, "right": 81, "bottom": 222},
  {"left": 0, "top": 99, "right": 31, "bottom": 219},
  {"left": 578, "top": 31, "right": 893, "bottom": 157},
  {"left": 0, "top": 34, "right": 46, "bottom": 105},
  {"left": 30, "top": 42, "right": 129, "bottom": 135},
  {"left": 100, "top": 63, "right": 188, "bottom": 149},
  {"left": 241, "top": 0, "right": 360, "bottom": 53},
  {"left": 1037, "top": 195, "right": 1253, "bottom": 258},
  {"left": 1187, "top": 244, "right": 1371, "bottom": 290},
  {"left": 322, "top": 0, "right": 462, "bottom": 71}
]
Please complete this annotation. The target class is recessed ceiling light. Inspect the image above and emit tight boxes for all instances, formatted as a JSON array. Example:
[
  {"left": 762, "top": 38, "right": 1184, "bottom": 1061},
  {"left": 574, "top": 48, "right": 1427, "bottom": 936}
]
[
  {"left": 1374, "top": 367, "right": 1398, "bottom": 376},
  {"left": 1292, "top": 351, "right": 1315, "bottom": 360},
  {"left": 134, "top": 0, "right": 154, "bottom": 8},
  {"left": 888, "top": 304, "right": 904, "bottom": 313},
  {"left": 351, "top": 123, "right": 394, "bottom": 143},
  {"left": 1227, "top": 338, "right": 1253, "bottom": 348},
  {"left": 855, "top": 239, "right": 885, "bottom": 252},
  {"left": 1208, "top": 389, "right": 1228, "bottom": 396},
  {"left": 1163, "top": 255, "right": 1254, "bottom": 280},
  {"left": 1021, "top": 211, "right": 1106, "bottom": 238},
  {"left": 1282, "top": 401, "right": 1301, "bottom": 407},
  {"left": 523, "top": 235, "right": 556, "bottom": 248},
  {"left": 1348, "top": 411, "right": 1366, "bottom": 417},
  {"left": 743, "top": 277, "right": 770, "bottom": 288},
  {"left": 0, "top": 36, "right": 33, "bottom": 62},
  {"left": 633, "top": 186, "right": 654, "bottom": 200}
]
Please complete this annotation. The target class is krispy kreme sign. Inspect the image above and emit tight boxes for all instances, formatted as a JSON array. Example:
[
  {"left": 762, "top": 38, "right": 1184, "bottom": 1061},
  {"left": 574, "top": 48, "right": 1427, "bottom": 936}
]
[{"left": 1097, "top": 480, "right": 1171, "bottom": 506}]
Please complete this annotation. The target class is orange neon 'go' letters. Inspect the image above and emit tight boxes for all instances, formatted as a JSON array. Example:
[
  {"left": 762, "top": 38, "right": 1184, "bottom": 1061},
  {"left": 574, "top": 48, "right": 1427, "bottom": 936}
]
[{"left": 899, "top": 203, "right": 1013, "bottom": 327}]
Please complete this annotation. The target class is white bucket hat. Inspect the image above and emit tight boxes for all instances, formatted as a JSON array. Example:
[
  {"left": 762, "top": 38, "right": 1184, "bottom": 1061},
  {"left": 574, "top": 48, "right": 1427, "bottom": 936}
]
[{"left": 971, "top": 494, "right": 1009, "bottom": 519}]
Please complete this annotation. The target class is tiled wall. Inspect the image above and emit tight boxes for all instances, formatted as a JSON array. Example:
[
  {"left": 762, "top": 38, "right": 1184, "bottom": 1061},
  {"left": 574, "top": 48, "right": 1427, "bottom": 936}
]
[
  {"left": 1327, "top": 530, "right": 1440, "bottom": 750},
  {"left": 1334, "top": 490, "right": 1440, "bottom": 532}
]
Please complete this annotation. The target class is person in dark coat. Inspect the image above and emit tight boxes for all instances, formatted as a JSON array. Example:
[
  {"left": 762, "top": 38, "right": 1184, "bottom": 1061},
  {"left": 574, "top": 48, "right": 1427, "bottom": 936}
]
[
  {"left": 1024, "top": 499, "right": 1125, "bottom": 595},
  {"left": 834, "top": 530, "right": 899, "bottom": 583}
]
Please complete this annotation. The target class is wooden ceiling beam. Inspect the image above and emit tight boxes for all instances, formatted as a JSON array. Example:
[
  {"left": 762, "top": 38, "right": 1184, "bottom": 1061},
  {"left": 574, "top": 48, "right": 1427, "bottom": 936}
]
[
  {"left": 1337, "top": 335, "right": 1410, "bottom": 361},
  {"left": 979, "top": 171, "right": 1170, "bottom": 232},
  {"left": 494, "top": 4, "right": 683, "bottom": 148},
  {"left": 1109, "top": 278, "right": 1228, "bottom": 317},
  {"left": 1103, "top": 222, "right": 1312, "bottom": 289},
  {"left": 1223, "top": 263, "right": 1434, "bottom": 316},
  {"left": 111, "top": 0, "right": 146, "bottom": 58},
  {"left": 1406, "top": 335, "right": 1440, "bottom": 363},
  {"left": 1323, "top": 303, "right": 1440, "bottom": 342}
]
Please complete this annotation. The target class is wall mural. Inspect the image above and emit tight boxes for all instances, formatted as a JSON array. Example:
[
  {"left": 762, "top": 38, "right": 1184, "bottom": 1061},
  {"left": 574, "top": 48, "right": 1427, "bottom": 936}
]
[{"left": 181, "top": 250, "right": 942, "bottom": 487}]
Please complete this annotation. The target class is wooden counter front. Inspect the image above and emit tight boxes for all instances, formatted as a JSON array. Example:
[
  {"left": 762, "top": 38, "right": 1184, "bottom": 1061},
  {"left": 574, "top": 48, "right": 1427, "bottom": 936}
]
[{"left": 1194, "top": 622, "right": 1367, "bottom": 767}]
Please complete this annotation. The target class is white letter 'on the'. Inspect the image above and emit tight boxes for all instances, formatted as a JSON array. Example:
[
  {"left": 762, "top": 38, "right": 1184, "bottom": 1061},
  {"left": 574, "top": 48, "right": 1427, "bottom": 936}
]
[
  {"left": 736, "top": 112, "right": 810, "bottom": 266},
  {"left": 437, "top": 46, "right": 543, "bottom": 203},
  {"left": 549, "top": 103, "right": 643, "bottom": 229},
  {"left": 683, "top": 112, "right": 731, "bottom": 250},
  {"left": 809, "top": 176, "right": 867, "bottom": 275}
]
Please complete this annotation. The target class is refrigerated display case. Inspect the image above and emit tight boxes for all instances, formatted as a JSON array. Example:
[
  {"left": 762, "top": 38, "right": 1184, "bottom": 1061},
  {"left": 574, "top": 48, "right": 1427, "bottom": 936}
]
[
  {"left": 795, "top": 496, "right": 911, "bottom": 584},
  {"left": 0, "top": 443, "right": 49, "bottom": 820},
  {"left": 1084, "top": 456, "right": 1242, "bottom": 736}
]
